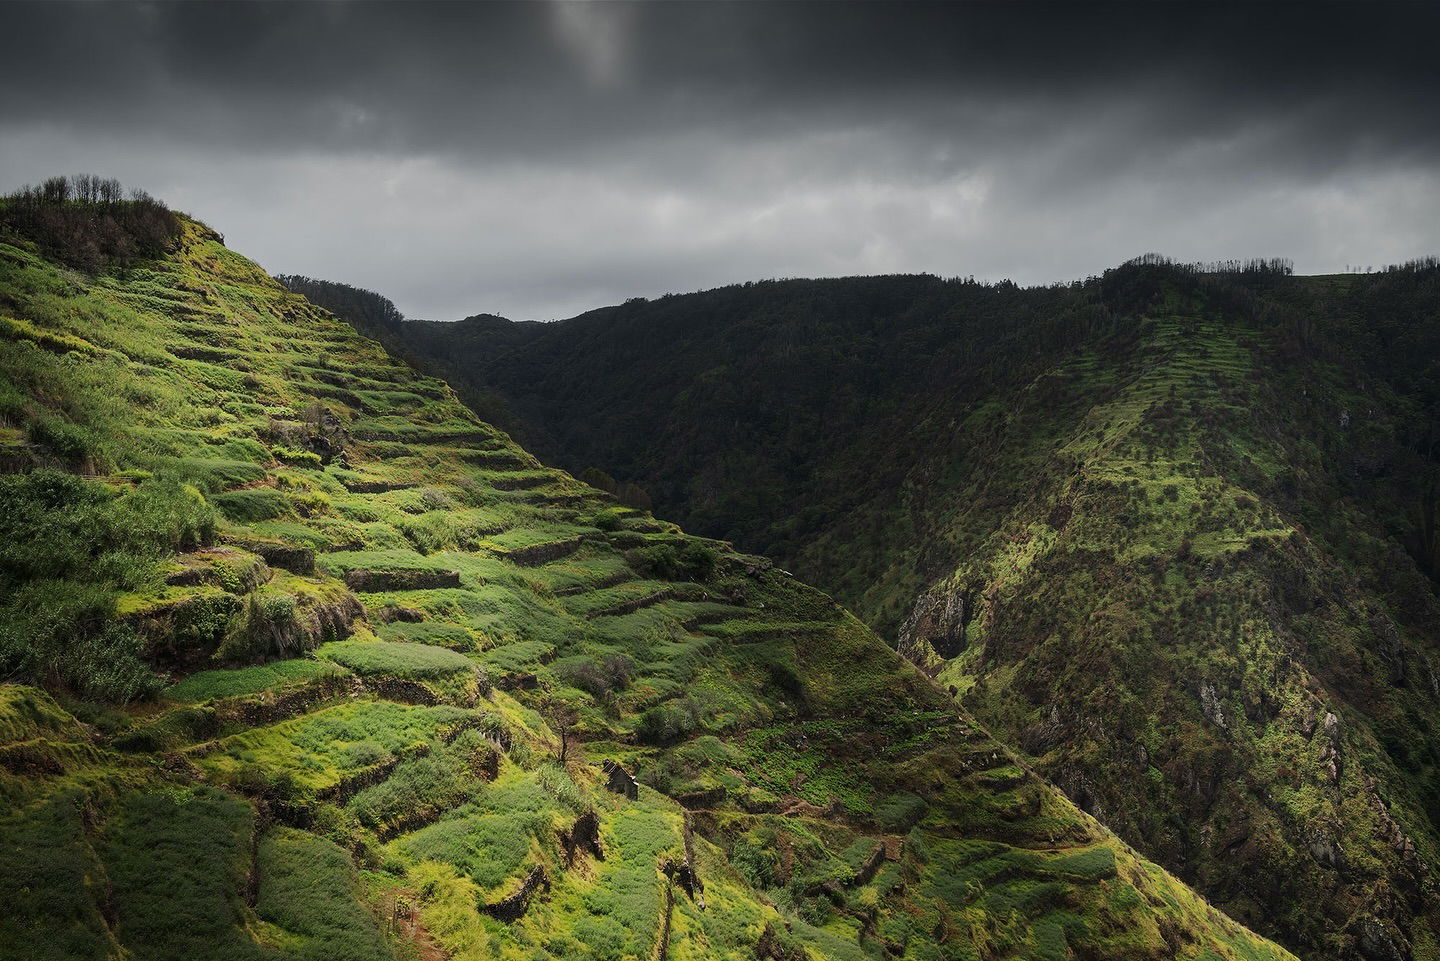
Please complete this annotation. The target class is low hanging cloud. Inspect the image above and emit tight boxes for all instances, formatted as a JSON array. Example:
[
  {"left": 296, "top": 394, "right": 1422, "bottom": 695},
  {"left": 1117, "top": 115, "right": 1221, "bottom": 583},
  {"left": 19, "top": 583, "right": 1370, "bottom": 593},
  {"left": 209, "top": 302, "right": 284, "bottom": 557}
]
[{"left": 2, "top": 2, "right": 1437, "bottom": 320}]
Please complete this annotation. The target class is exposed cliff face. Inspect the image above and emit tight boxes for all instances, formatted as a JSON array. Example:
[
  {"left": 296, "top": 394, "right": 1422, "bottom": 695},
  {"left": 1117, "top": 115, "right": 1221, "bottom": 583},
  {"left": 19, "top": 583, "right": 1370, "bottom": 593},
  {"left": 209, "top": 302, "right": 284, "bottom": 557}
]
[
  {"left": 0, "top": 212, "right": 1294, "bottom": 960},
  {"left": 897, "top": 582, "right": 974, "bottom": 663}
]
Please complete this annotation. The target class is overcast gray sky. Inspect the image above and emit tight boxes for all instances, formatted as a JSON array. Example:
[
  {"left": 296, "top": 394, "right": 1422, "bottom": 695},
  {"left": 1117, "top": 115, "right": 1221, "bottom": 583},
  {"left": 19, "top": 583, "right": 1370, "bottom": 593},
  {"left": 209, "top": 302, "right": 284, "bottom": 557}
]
[{"left": 3, "top": 1, "right": 1438, "bottom": 320}]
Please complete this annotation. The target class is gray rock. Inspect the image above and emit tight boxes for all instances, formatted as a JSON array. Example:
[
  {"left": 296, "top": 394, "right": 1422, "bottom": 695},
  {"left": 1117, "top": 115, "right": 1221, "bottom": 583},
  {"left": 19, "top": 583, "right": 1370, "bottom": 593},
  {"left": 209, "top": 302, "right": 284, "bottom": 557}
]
[{"left": 1199, "top": 681, "right": 1228, "bottom": 729}]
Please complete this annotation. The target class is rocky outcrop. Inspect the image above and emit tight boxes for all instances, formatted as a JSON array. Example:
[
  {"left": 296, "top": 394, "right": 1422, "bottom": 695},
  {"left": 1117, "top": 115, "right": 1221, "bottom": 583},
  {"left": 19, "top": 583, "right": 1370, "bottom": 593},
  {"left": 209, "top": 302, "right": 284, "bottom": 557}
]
[
  {"left": 561, "top": 811, "right": 603, "bottom": 865},
  {"left": 321, "top": 742, "right": 431, "bottom": 804},
  {"left": 374, "top": 604, "right": 425, "bottom": 623},
  {"left": 0, "top": 740, "right": 66, "bottom": 776},
  {"left": 163, "top": 548, "right": 270, "bottom": 592},
  {"left": 682, "top": 812, "right": 704, "bottom": 906},
  {"left": 588, "top": 588, "right": 674, "bottom": 619},
  {"left": 362, "top": 677, "right": 441, "bottom": 706},
  {"left": 488, "top": 472, "right": 553, "bottom": 491},
  {"left": 225, "top": 589, "right": 362, "bottom": 662},
  {"left": 497, "top": 671, "right": 538, "bottom": 691},
  {"left": 249, "top": 543, "right": 315, "bottom": 575},
  {"left": 505, "top": 537, "right": 583, "bottom": 567},
  {"left": 480, "top": 865, "right": 549, "bottom": 923},
  {"left": 1370, "top": 613, "right": 1408, "bottom": 687},
  {"left": 657, "top": 875, "right": 675, "bottom": 961},
  {"left": 467, "top": 742, "right": 500, "bottom": 782},
  {"left": 129, "top": 591, "right": 244, "bottom": 669},
  {"left": 554, "top": 571, "right": 629, "bottom": 597},
  {"left": 216, "top": 675, "right": 357, "bottom": 727},
  {"left": 1198, "top": 681, "right": 1228, "bottom": 729},
  {"left": 660, "top": 812, "right": 705, "bottom": 907},
  {"left": 898, "top": 584, "right": 974, "bottom": 662},
  {"left": 1317, "top": 711, "right": 1342, "bottom": 785},
  {"left": 849, "top": 843, "right": 886, "bottom": 888},
  {"left": 461, "top": 448, "right": 532, "bottom": 470},
  {"left": 341, "top": 479, "right": 413, "bottom": 494},
  {"left": 675, "top": 785, "right": 726, "bottom": 809},
  {"left": 661, "top": 857, "right": 701, "bottom": 903},
  {"left": 304, "top": 406, "right": 350, "bottom": 465},
  {"left": 755, "top": 922, "right": 807, "bottom": 961},
  {"left": 343, "top": 568, "right": 461, "bottom": 591}
]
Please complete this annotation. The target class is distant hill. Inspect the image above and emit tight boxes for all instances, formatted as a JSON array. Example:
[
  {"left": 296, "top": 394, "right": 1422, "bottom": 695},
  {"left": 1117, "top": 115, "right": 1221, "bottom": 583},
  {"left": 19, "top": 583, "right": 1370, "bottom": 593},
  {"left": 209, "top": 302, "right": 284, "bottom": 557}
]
[
  {"left": 372, "top": 257, "right": 1440, "bottom": 959},
  {"left": 0, "top": 183, "right": 1295, "bottom": 959}
]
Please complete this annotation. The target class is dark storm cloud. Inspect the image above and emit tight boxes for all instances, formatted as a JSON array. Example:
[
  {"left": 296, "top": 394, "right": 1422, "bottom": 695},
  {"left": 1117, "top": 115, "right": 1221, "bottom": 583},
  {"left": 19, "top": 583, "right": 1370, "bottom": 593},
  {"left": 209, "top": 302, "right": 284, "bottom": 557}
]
[{"left": 3, "top": 2, "right": 1438, "bottom": 319}]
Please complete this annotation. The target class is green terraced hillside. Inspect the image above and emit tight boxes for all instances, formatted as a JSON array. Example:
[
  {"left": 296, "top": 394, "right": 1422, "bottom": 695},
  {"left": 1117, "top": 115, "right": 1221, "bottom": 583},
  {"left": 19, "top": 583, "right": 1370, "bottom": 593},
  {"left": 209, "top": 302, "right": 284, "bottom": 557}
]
[
  {"left": 349, "top": 261, "right": 1440, "bottom": 959},
  {"left": 0, "top": 197, "right": 1298, "bottom": 960}
]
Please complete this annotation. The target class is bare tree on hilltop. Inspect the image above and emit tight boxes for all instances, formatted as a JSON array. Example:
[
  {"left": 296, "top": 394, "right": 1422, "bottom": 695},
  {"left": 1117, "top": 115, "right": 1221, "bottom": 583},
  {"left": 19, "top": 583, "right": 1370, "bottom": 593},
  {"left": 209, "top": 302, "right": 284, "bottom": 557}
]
[{"left": 1, "top": 174, "right": 180, "bottom": 272}]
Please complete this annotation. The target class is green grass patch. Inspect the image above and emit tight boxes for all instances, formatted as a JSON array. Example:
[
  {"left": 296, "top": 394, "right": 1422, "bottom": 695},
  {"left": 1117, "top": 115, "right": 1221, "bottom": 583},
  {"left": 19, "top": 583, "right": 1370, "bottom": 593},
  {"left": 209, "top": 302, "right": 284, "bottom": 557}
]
[
  {"left": 374, "top": 620, "right": 476, "bottom": 649},
  {"left": 253, "top": 827, "right": 393, "bottom": 960},
  {"left": 198, "top": 700, "right": 475, "bottom": 794},
  {"left": 101, "top": 786, "right": 270, "bottom": 961},
  {"left": 211, "top": 487, "right": 291, "bottom": 522},
  {"left": 166, "top": 659, "right": 348, "bottom": 703},
  {"left": 317, "top": 639, "right": 475, "bottom": 679}
]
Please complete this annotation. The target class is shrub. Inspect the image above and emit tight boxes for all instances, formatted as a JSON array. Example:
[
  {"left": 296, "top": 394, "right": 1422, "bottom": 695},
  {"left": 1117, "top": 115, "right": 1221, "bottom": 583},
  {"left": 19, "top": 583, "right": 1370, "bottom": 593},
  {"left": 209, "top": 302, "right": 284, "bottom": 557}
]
[
  {"left": 347, "top": 730, "right": 497, "bottom": 835},
  {"left": 636, "top": 697, "right": 701, "bottom": 744},
  {"left": 579, "top": 468, "right": 619, "bottom": 495},
  {"left": 271, "top": 445, "right": 321, "bottom": 467},
  {"left": 375, "top": 621, "right": 474, "bottom": 650},
  {"left": 68, "top": 624, "right": 164, "bottom": 703},
  {"left": 0, "top": 470, "right": 213, "bottom": 700},
  {"left": 100, "top": 787, "right": 268, "bottom": 961},
  {"left": 397, "top": 513, "right": 455, "bottom": 554},
  {"left": 556, "top": 653, "right": 635, "bottom": 697},
  {"left": 729, "top": 835, "right": 783, "bottom": 889},
  {"left": 0, "top": 379, "right": 25, "bottom": 424},
  {"left": 27, "top": 416, "right": 100, "bottom": 462},
  {"left": 618, "top": 481, "right": 652, "bottom": 511},
  {"left": 228, "top": 763, "right": 300, "bottom": 803},
  {"left": 875, "top": 792, "right": 928, "bottom": 831},
  {"left": 348, "top": 752, "right": 465, "bottom": 830},
  {"left": 117, "top": 478, "right": 214, "bottom": 554},
  {"left": 288, "top": 489, "right": 331, "bottom": 517},
  {"left": 253, "top": 828, "right": 394, "bottom": 961},
  {"left": 166, "top": 659, "right": 346, "bottom": 703},
  {"left": 626, "top": 541, "right": 717, "bottom": 582},
  {"left": 536, "top": 762, "right": 587, "bottom": 813},
  {"left": 215, "top": 592, "right": 299, "bottom": 663},
  {"left": 592, "top": 508, "right": 624, "bottom": 531}
]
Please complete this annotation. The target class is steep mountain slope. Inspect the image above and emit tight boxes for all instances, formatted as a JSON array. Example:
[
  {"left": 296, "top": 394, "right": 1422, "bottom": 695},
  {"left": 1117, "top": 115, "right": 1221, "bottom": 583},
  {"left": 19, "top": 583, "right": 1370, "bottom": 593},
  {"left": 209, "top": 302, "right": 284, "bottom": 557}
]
[
  {"left": 0, "top": 198, "right": 1294, "bottom": 960},
  {"left": 367, "top": 263, "right": 1440, "bottom": 959}
]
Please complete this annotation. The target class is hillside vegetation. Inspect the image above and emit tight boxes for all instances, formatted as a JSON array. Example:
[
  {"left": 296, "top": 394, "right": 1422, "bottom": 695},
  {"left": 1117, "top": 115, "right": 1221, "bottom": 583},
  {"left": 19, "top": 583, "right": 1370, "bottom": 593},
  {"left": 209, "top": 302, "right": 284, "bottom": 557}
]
[
  {"left": 367, "top": 260, "right": 1440, "bottom": 959},
  {"left": 0, "top": 187, "right": 1295, "bottom": 960}
]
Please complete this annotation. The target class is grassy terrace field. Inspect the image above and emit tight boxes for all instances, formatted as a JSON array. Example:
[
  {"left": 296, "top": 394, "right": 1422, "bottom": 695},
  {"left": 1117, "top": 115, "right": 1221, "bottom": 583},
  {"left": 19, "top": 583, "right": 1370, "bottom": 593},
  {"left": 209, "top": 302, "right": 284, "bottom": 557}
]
[
  {"left": 399, "top": 258, "right": 1440, "bottom": 958},
  {"left": 0, "top": 214, "right": 1295, "bottom": 959}
]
